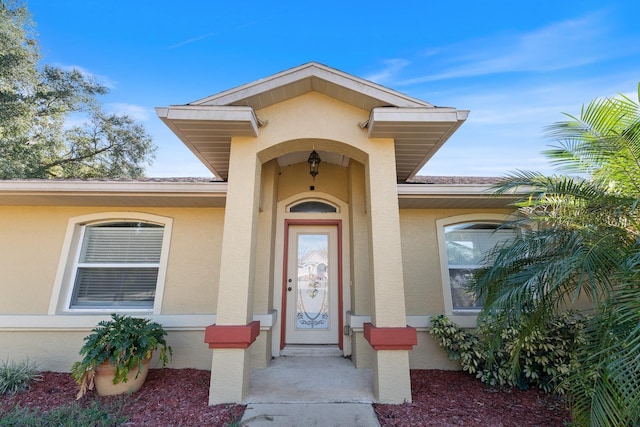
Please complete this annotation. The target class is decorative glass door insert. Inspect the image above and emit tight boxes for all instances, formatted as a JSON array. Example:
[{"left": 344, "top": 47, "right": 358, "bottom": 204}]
[{"left": 296, "top": 233, "right": 329, "bottom": 329}]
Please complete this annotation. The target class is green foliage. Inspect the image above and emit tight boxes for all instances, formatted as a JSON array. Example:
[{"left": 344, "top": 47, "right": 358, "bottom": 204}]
[
  {"left": 0, "top": 1, "right": 155, "bottom": 179},
  {"left": 469, "top": 84, "right": 640, "bottom": 426},
  {"left": 430, "top": 312, "right": 586, "bottom": 394},
  {"left": 71, "top": 314, "right": 172, "bottom": 399},
  {"left": 0, "top": 359, "right": 42, "bottom": 395},
  {"left": 0, "top": 400, "right": 128, "bottom": 427}
]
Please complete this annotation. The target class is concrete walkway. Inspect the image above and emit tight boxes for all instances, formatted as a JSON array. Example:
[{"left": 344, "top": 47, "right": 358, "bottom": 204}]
[{"left": 240, "top": 355, "right": 380, "bottom": 426}]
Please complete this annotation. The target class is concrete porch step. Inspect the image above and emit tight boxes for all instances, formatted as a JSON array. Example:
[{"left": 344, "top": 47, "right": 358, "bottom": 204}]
[
  {"left": 246, "top": 356, "right": 374, "bottom": 404},
  {"left": 280, "top": 345, "right": 343, "bottom": 357}
]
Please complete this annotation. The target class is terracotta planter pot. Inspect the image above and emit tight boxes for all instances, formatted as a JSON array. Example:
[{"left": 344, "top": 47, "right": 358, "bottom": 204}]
[{"left": 94, "top": 358, "right": 151, "bottom": 396}]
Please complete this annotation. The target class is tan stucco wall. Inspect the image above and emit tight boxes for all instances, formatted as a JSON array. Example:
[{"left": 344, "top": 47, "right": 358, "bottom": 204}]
[
  {"left": 0, "top": 206, "right": 223, "bottom": 314},
  {"left": 253, "top": 159, "right": 279, "bottom": 314},
  {"left": 0, "top": 205, "right": 224, "bottom": 371},
  {"left": 0, "top": 207, "right": 71, "bottom": 313},
  {"left": 255, "top": 92, "right": 370, "bottom": 164},
  {"left": 348, "top": 161, "right": 372, "bottom": 315},
  {"left": 409, "top": 332, "right": 461, "bottom": 370},
  {"left": 163, "top": 208, "right": 224, "bottom": 313},
  {"left": 0, "top": 330, "right": 214, "bottom": 372},
  {"left": 352, "top": 332, "right": 374, "bottom": 368},
  {"left": 399, "top": 208, "right": 511, "bottom": 316},
  {"left": 278, "top": 163, "right": 349, "bottom": 204},
  {"left": 0, "top": 331, "right": 86, "bottom": 371}
]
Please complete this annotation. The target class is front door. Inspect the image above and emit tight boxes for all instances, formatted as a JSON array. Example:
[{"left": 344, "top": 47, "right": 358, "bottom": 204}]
[{"left": 285, "top": 225, "right": 340, "bottom": 345}]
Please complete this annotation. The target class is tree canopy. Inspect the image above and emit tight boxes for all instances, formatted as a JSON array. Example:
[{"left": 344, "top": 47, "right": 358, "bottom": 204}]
[
  {"left": 472, "top": 85, "right": 640, "bottom": 426},
  {"left": 0, "top": 1, "right": 155, "bottom": 179}
]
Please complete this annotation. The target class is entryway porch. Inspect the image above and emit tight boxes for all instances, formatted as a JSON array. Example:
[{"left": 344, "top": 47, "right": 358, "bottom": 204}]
[
  {"left": 245, "top": 351, "right": 374, "bottom": 404},
  {"left": 241, "top": 352, "right": 380, "bottom": 426}
]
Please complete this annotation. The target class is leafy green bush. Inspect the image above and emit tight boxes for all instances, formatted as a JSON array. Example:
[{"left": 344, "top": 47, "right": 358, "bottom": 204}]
[
  {"left": 430, "top": 312, "right": 586, "bottom": 393},
  {"left": 0, "top": 400, "right": 128, "bottom": 427},
  {"left": 71, "top": 313, "right": 172, "bottom": 399},
  {"left": 0, "top": 359, "right": 42, "bottom": 395}
]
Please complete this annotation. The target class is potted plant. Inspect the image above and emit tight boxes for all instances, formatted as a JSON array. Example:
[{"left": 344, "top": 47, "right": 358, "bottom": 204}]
[{"left": 71, "top": 313, "right": 172, "bottom": 399}]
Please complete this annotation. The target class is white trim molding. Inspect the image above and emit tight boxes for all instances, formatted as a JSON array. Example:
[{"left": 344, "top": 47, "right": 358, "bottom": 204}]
[
  {"left": 48, "top": 212, "right": 174, "bottom": 315},
  {"left": 346, "top": 312, "right": 478, "bottom": 331},
  {"left": 0, "top": 311, "right": 277, "bottom": 332}
]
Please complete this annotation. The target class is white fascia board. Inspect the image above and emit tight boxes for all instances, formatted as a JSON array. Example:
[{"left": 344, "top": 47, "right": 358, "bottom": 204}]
[
  {"left": 165, "top": 105, "right": 253, "bottom": 121},
  {"left": 397, "top": 183, "right": 495, "bottom": 196},
  {"left": 0, "top": 180, "right": 228, "bottom": 196},
  {"left": 190, "top": 62, "right": 431, "bottom": 108},
  {"left": 158, "top": 105, "right": 259, "bottom": 137},
  {"left": 368, "top": 108, "right": 469, "bottom": 142},
  {"left": 370, "top": 107, "right": 462, "bottom": 124},
  {"left": 397, "top": 183, "right": 532, "bottom": 196}
]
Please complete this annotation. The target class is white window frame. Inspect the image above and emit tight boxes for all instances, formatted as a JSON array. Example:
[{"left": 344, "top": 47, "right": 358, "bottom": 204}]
[
  {"left": 49, "top": 212, "right": 173, "bottom": 315},
  {"left": 436, "top": 213, "right": 514, "bottom": 315}
]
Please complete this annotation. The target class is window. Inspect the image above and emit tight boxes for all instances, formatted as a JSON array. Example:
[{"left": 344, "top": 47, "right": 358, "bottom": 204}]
[
  {"left": 289, "top": 200, "right": 338, "bottom": 213},
  {"left": 50, "top": 213, "right": 172, "bottom": 314},
  {"left": 70, "top": 222, "right": 163, "bottom": 309},
  {"left": 437, "top": 215, "right": 516, "bottom": 313}
]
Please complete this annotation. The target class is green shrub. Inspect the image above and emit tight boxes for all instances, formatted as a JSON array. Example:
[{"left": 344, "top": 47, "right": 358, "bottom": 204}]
[
  {"left": 0, "top": 400, "right": 128, "bottom": 427},
  {"left": 430, "top": 312, "right": 586, "bottom": 393},
  {"left": 71, "top": 313, "right": 172, "bottom": 399},
  {"left": 0, "top": 359, "right": 42, "bottom": 395}
]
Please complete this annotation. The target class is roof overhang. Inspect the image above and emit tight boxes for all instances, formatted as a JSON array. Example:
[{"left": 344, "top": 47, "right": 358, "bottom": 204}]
[
  {"left": 191, "top": 62, "right": 432, "bottom": 110},
  {"left": 0, "top": 180, "right": 228, "bottom": 207},
  {"left": 397, "top": 183, "right": 519, "bottom": 209},
  {"left": 0, "top": 180, "right": 521, "bottom": 210},
  {"left": 156, "top": 106, "right": 259, "bottom": 180},
  {"left": 368, "top": 108, "right": 469, "bottom": 181},
  {"left": 156, "top": 62, "right": 468, "bottom": 182}
]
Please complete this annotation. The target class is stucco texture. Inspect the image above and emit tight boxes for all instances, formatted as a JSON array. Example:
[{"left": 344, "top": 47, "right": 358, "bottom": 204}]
[
  {"left": 399, "top": 208, "right": 511, "bottom": 316},
  {"left": 0, "top": 206, "right": 223, "bottom": 314}
]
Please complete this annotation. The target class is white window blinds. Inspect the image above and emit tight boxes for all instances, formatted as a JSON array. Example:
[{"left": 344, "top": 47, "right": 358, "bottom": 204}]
[{"left": 70, "top": 223, "right": 164, "bottom": 309}]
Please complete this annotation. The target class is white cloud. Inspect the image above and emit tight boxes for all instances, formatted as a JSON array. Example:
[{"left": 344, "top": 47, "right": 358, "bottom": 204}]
[
  {"left": 414, "top": 72, "right": 640, "bottom": 178},
  {"left": 62, "top": 112, "right": 90, "bottom": 130},
  {"left": 107, "top": 103, "right": 152, "bottom": 121},
  {"left": 363, "top": 59, "right": 410, "bottom": 85},
  {"left": 373, "top": 11, "right": 637, "bottom": 86},
  {"left": 57, "top": 64, "right": 116, "bottom": 88},
  {"left": 167, "top": 32, "right": 216, "bottom": 50}
]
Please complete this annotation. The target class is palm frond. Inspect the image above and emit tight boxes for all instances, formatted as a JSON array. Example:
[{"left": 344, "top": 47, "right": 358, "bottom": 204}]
[{"left": 473, "top": 84, "right": 640, "bottom": 425}]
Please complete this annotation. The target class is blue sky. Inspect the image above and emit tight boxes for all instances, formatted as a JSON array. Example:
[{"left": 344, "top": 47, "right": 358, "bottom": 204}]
[{"left": 27, "top": 0, "right": 640, "bottom": 178}]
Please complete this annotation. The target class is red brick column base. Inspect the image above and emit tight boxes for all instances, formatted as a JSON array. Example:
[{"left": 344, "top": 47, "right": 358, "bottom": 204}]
[
  {"left": 204, "top": 321, "right": 260, "bottom": 349},
  {"left": 363, "top": 322, "right": 417, "bottom": 350}
]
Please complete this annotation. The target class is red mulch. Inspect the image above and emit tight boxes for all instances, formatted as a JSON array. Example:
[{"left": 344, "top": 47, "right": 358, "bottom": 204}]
[
  {"left": 375, "top": 370, "right": 571, "bottom": 427},
  {"left": 0, "top": 368, "right": 570, "bottom": 426},
  {"left": 0, "top": 369, "right": 244, "bottom": 426}
]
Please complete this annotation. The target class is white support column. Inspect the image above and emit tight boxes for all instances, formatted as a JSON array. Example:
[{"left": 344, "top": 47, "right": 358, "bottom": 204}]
[
  {"left": 366, "top": 142, "right": 407, "bottom": 327},
  {"left": 373, "top": 350, "right": 412, "bottom": 403},
  {"left": 207, "top": 137, "right": 261, "bottom": 404},
  {"left": 364, "top": 140, "right": 414, "bottom": 403}
]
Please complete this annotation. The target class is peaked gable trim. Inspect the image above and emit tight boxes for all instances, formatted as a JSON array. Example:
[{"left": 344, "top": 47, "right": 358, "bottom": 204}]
[
  {"left": 190, "top": 62, "right": 433, "bottom": 111},
  {"left": 156, "top": 62, "right": 469, "bottom": 181}
]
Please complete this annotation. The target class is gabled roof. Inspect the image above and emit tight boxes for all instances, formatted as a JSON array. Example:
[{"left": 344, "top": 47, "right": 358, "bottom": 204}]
[
  {"left": 190, "top": 62, "right": 433, "bottom": 110},
  {"left": 157, "top": 62, "right": 468, "bottom": 182}
]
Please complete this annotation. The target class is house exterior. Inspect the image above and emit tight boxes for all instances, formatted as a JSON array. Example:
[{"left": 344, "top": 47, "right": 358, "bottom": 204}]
[{"left": 0, "top": 63, "right": 519, "bottom": 404}]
